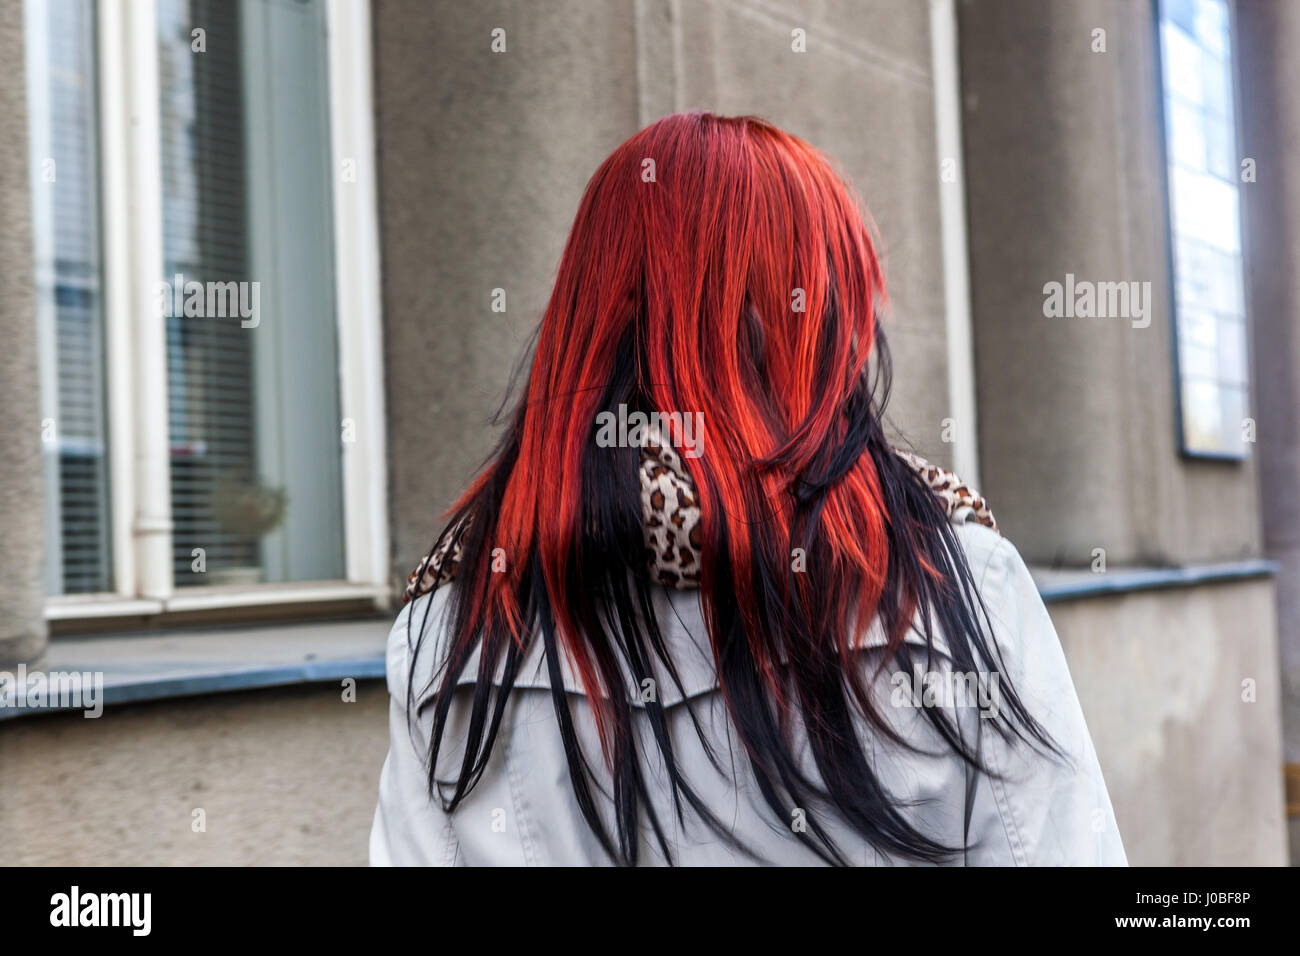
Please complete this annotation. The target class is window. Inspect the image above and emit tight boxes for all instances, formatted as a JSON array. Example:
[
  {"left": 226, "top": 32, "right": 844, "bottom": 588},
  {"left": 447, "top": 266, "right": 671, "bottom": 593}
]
[
  {"left": 1157, "top": 0, "right": 1251, "bottom": 458},
  {"left": 25, "top": 0, "right": 387, "bottom": 616},
  {"left": 158, "top": 0, "right": 345, "bottom": 586}
]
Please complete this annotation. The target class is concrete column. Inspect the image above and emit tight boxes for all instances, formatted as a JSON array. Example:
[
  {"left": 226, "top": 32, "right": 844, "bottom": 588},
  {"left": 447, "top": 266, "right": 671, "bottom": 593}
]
[
  {"left": 1236, "top": 0, "right": 1300, "bottom": 862},
  {"left": 958, "top": 0, "right": 1261, "bottom": 568},
  {"left": 0, "top": 0, "right": 48, "bottom": 665}
]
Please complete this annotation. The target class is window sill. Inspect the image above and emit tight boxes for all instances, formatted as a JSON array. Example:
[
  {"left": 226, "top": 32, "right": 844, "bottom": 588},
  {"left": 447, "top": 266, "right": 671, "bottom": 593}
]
[
  {"left": 2, "top": 616, "right": 389, "bottom": 721},
  {"left": 46, "top": 582, "right": 391, "bottom": 634},
  {"left": 1032, "top": 558, "right": 1277, "bottom": 603}
]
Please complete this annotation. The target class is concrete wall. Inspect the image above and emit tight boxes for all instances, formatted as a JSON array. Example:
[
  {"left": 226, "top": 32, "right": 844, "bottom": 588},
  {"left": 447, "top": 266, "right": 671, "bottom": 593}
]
[
  {"left": 0, "top": 682, "right": 388, "bottom": 865},
  {"left": 959, "top": 0, "right": 1287, "bottom": 864},
  {"left": 959, "top": 0, "right": 1262, "bottom": 569},
  {"left": 0, "top": 0, "right": 47, "bottom": 666},
  {"left": 373, "top": 0, "right": 954, "bottom": 584},
  {"left": 1053, "top": 578, "right": 1287, "bottom": 866},
  {"left": 1236, "top": 0, "right": 1300, "bottom": 862}
]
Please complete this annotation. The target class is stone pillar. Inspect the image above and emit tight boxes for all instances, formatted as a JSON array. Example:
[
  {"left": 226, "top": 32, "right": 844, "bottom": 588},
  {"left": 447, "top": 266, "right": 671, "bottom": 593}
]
[
  {"left": 958, "top": 0, "right": 1262, "bottom": 568},
  {"left": 0, "top": 0, "right": 48, "bottom": 665},
  {"left": 1237, "top": 0, "right": 1300, "bottom": 863}
]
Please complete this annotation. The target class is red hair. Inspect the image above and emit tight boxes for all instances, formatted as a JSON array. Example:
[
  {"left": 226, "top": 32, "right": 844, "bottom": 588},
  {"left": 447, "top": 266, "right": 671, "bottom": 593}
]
[{"left": 414, "top": 112, "right": 1052, "bottom": 864}]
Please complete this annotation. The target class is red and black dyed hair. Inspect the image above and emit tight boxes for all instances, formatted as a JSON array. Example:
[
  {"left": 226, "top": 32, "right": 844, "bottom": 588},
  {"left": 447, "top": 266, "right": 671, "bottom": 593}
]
[{"left": 409, "top": 112, "right": 1057, "bottom": 865}]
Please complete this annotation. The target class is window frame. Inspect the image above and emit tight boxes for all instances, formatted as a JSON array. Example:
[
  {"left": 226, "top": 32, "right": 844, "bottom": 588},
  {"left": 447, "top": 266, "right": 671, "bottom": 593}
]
[
  {"left": 1153, "top": 0, "right": 1255, "bottom": 462},
  {"left": 42, "top": 0, "right": 389, "bottom": 621}
]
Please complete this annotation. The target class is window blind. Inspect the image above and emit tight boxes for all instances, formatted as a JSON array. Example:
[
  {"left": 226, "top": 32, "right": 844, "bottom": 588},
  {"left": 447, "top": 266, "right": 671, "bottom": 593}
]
[
  {"left": 159, "top": 0, "right": 261, "bottom": 583},
  {"left": 31, "top": 0, "right": 114, "bottom": 595},
  {"left": 157, "top": 0, "right": 346, "bottom": 586}
]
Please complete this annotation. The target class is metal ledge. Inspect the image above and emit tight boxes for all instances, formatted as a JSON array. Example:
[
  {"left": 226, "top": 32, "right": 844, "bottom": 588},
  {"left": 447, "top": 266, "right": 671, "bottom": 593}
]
[
  {"left": 0, "top": 616, "right": 388, "bottom": 722},
  {"left": 1032, "top": 558, "right": 1278, "bottom": 603}
]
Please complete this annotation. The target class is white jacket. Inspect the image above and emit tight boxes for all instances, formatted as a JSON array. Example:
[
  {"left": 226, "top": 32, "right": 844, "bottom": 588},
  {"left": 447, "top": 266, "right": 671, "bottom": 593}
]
[{"left": 371, "top": 522, "right": 1127, "bottom": 866}]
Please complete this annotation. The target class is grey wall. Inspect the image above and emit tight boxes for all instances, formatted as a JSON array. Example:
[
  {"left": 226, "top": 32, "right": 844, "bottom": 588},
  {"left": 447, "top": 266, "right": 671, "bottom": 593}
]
[
  {"left": 635, "top": 0, "right": 952, "bottom": 464},
  {"left": 1054, "top": 578, "right": 1286, "bottom": 866},
  {"left": 373, "top": 0, "right": 953, "bottom": 584},
  {"left": 0, "top": 682, "right": 388, "bottom": 865},
  {"left": 0, "top": 0, "right": 47, "bottom": 666},
  {"left": 959, "top": 0, "right": 1262, "bottom": 569},
  {"left": 1236, "top": 0, "right": 1300, "bottom": 859}
]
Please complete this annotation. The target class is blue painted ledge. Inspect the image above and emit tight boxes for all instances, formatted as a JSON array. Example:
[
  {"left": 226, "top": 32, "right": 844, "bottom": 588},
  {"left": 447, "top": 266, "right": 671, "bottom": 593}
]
[
  {"left": 0, "top": 616, "right": 389, "bottom": 722},
  {"left": 1032, "top": 557, "right": 1277, "bottom": 603}
]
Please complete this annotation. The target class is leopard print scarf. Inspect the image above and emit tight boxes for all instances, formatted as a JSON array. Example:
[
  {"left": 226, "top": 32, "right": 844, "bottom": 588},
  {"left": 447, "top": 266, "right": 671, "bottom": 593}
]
[{"left": 403, "top": 435, "right": 996, "bottom": 603}]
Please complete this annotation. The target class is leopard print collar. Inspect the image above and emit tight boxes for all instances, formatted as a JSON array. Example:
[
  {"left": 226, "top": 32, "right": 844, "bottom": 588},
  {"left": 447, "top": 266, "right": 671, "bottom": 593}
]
[{"left": 403, "top": 438, "right": 996, "bottom": 603}]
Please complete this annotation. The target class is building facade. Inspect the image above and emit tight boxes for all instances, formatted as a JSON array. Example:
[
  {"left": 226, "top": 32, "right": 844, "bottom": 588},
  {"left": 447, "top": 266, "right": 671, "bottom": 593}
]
[{"left": 0, "top": 0, "right": 1293, "bottom": 865}]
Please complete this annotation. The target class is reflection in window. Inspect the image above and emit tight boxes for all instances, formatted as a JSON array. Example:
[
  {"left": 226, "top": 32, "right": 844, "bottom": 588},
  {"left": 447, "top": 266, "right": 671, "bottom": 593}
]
[
  {"left": 159, "top": 0, "right": 345, "bottom": 585},
  {"left": 1158, "top": 0, "right": 1250, "bottom": 457}
]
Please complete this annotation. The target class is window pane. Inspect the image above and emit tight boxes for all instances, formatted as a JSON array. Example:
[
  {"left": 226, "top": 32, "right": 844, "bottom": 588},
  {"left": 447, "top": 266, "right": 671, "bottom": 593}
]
[
  {"left": 1202, "top": 52, "right": 1231, "bottom": 119},
  {"left": 1193, "top": 0, "right": 1229, "bottom": 58},
  {"left": 1219, "top": 386, "right": 1247, "bottom": 449},
  {"left": 1179, "top": 344, "right": 1215, "bottom": 380},
  {"left": 159, "top": 0, "right": 345, "bottom": 586},
  {"left": 1181, "top": 379, "right": 1222, "bottom": 452},
  {"left": 1203, "top": 116, "right": 1235, "bottom": 180},
  {"left": 1159, "top": 0, "right": 1250, "bottom": 457},
  {"left": 25, "top": 0, "right": 114, "bottom": 595},
  {"left": 1161, "top": 21, "right": 1203, "bottom": 106},
  {"left": 1169, "top": 167, "right": 1240, "bottom": 254},
  {"left": 1217, "top": 320, "right": 1248, "bottom": 385}
]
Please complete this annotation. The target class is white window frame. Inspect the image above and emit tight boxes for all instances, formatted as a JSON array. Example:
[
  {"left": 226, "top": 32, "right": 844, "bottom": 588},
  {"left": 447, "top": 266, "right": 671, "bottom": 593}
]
[{"left": 45, "top": 0, "right": 388, "bottom": 621}]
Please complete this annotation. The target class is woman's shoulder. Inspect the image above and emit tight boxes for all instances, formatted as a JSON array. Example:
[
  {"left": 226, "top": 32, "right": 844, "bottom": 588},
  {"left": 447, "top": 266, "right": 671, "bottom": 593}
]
[
  {"left": 948, "top": 521, "right": 1072, "bottom": 717},
  {"left": 893, "top": 447, "right": 998, "bottom": 533},
  {"left": 888, "top": 447, "right": 1025, "bottom": 616},
  {"left": 383, "top": 586, "right": 455, "bottom": 709}
]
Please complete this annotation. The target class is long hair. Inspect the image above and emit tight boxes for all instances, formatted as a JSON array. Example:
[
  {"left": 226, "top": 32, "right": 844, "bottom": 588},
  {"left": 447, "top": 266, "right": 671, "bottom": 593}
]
[{"left": 409, "top": 112, "right": 1057, "bottom": 865}]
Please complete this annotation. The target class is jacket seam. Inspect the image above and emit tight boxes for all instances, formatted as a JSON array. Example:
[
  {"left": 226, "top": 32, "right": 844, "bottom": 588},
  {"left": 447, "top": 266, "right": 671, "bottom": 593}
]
[
  {"left": 502, "top": 708, "right": 539, "bottom": 865},
  {"left": 973, "top": 532, "right": 1031, "bottom": 866},
  {"left": 981, "top": 714, "right": 1029, "bottom": 865},
  {"left": 440, "top": 814, "right": 459, "bottom": 867},
  {"left": 397, "top": 608, "right": 462, "bottom": 867}
]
